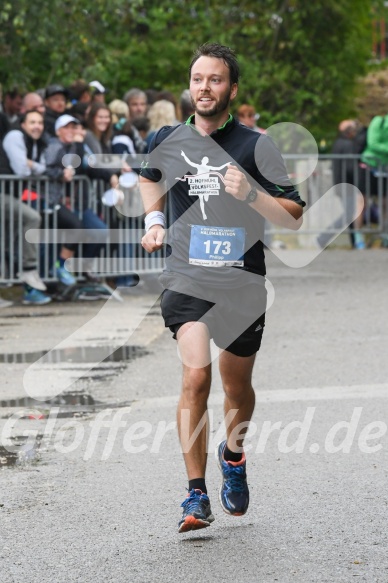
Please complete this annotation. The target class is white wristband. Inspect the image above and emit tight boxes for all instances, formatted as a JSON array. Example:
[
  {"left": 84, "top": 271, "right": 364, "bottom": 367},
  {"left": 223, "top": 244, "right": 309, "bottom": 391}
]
[{"left": 144, "top": 211, "right": 166, "bottom": 232}]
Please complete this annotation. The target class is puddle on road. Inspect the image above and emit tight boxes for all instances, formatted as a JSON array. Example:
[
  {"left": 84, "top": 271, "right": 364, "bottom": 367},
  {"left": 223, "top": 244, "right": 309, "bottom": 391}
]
[
  {"left": 0, "top": 390, "right": 97, "bottom": 409},
  {"left": 0, "top": 434, "right": 44, "bottom": 469},
  {"left": 0, "top": 390, "right": 132, "bottom": 417},
  {"left": 0, "top": 344, "right": 148, "bottom": 364}
]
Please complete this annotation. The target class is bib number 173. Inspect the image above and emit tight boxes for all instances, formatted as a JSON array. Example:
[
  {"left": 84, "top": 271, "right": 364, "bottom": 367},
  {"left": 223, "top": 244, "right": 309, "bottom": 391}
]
[
  {"left": 203, "top": 240, "right": 231, "bottom": 255},
  {"left": 189, "top": 225, "right": 245, "bottom": 267}
]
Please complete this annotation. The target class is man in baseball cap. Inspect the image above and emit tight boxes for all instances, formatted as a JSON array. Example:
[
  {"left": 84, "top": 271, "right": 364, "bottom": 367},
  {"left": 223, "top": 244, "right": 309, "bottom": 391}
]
[
  {"left": 54, "top": 114, "right": 80, "bottom": 133},
  {"left": 89, "top": 80, "right": 107, "bottom": 104},
  {"left": 44, "top": 84, "right": 68, "bottom": 137}
]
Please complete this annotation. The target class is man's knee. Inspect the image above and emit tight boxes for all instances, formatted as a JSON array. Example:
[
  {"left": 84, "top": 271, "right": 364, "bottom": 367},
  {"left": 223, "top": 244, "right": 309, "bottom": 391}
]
[{"left": 182, "top": 367, "right": 211, "bottom": 402}]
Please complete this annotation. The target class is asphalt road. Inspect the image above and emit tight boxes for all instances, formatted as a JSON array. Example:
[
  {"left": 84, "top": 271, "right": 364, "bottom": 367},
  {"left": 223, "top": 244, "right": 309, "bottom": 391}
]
[{"left": 0, "top": 249, "right": 387, "bottom": 583}]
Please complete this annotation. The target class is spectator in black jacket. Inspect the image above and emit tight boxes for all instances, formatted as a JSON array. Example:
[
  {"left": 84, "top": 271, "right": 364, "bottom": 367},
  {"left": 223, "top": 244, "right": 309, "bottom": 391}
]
[
  {"left": 317, "top": 120, "right": 365, "bottom": 249},
  {"left": 44, "top": 85, "right": 68, "bottom": 137},
  {"left": 0, "top": 110, "right": 51, "bottom": 303}
]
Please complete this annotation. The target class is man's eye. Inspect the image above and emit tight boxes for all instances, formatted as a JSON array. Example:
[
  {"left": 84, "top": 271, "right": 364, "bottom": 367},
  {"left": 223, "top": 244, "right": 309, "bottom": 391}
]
[{"left": 212, "top": 79, "right": 221, "bottom": 83}]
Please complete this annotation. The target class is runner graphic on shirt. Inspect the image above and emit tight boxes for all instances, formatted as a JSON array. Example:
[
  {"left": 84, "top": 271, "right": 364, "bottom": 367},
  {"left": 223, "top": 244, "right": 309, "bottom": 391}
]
[{"left": 177, "top": 150, "right": 231, "bottom": 220}]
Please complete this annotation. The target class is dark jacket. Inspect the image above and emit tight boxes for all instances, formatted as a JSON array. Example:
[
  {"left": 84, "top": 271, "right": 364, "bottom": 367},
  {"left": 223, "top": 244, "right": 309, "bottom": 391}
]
[{"left": 45, "top": 137, "right": 87, "bottom": 205}]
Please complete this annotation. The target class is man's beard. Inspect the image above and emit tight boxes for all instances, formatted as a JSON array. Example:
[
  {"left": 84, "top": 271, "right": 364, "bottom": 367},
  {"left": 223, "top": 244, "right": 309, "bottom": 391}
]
[{"left": 190, "top": 90, "right": 231, "bottom": 118}]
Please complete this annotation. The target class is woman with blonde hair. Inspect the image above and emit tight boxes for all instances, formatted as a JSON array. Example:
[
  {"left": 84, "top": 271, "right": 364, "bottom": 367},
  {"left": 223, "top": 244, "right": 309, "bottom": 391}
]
[{"left": 146, "top": 99, "right": 177, "bottom": 148}]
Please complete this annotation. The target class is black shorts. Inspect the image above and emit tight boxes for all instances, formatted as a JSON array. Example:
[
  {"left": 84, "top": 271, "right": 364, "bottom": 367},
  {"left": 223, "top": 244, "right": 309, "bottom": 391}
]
[{"left": 160, "top": 284, "right": 266, "bottom": 357}]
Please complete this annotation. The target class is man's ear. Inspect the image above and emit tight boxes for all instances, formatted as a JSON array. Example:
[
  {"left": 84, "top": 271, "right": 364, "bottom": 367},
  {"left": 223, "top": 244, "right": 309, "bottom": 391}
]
[{"left": 230, "top": 83, "right": 238, "bottom": 101}]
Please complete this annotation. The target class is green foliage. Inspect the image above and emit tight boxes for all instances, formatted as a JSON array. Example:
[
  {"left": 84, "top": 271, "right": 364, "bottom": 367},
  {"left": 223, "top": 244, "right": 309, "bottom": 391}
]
[{"left": 0, "top": 0, "right": 379, "bottom": 141}]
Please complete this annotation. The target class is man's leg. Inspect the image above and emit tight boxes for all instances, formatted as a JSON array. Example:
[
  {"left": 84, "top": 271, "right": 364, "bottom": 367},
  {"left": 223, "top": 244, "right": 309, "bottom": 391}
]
[
  {"left": 175, "top": 321, "right": 215, "bottom": 532},
  {"left": 219, "top": 350, "right": 256, "bottom": 452},
  {"left": 176, "top": 321, "right": 212, "bottom": 482},
  {"left": 216, "top": 350, "right": 256, "bottom": 516}
]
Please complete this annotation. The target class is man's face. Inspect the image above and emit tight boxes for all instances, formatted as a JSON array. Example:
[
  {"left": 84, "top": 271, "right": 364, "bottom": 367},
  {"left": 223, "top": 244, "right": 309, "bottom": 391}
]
[
  {"left": 5, "top": 94, "right": 22, "bottom": 116},
  {"left": 21, "top": 112, "right": 44, "bottom": 140},
  {"left": 189, "top": 56, "right": 237, "bottom": 118},
  {"left": 57, "top": 123, "right": 76, "bottom": 144},
  {"left": 21, "top": 93, "right": 45, "bottom": 115},
  {"left": 45, "top": 93, "right": 67, "bottom": 113},
  {"left": 238, "top": 112, "right": 256, "bottom": 129},
  {"left": 128, "top": 97, "right": 147, "bottom": 119}
]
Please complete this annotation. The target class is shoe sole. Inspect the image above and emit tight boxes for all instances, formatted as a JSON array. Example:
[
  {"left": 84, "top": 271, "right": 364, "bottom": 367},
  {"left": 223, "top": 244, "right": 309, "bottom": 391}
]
[
  {"left": 215, "top": 442, "right": 248, "bottom": 517},
  {"left": 178, "top": 514, "right": 214, "bottom": 533}
]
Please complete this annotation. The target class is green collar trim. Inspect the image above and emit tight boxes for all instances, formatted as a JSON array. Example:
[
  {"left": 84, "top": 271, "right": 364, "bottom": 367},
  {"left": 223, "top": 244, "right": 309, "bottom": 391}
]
[{"left": 185, "top": 113, "right": 233, "bottom": 132}]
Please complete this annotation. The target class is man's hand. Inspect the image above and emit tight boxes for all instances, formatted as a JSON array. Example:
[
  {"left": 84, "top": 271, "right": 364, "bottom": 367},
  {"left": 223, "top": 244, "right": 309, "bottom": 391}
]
[
  {"left": 141, "top": 225, "right": 165, "bottom": 253},
  {"left": 110, "top": 174, "right": 120, "bottom": 188},
  {"left": 224, "top": 164, "right": 250, "bottom": 200},
  {"left": 63, "top": 167, "right": 75, "bottom": 182}
]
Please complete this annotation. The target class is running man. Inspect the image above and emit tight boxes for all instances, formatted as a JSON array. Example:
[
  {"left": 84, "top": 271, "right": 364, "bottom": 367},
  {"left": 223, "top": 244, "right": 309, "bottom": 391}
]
[{"left": 140, "top": 43, "right": 305, "bottom": 533}]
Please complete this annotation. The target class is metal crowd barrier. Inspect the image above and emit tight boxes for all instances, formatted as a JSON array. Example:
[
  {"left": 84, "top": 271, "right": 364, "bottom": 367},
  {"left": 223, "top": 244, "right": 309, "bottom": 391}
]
[
  {"left": 1, "top": 156, "right": 387, "bottom": 285},
  {"left": 0, "top": 175, "right": 165, "bottom": 286},
  {"left": 266, "top": 154, "right": 386, "bottom": 243}
]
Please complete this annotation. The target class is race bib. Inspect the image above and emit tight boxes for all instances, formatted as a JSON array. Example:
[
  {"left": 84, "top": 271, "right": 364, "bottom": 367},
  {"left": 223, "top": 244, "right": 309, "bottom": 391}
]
[{"left": 189, "top": 225, "right": 245, "bottom": 267}]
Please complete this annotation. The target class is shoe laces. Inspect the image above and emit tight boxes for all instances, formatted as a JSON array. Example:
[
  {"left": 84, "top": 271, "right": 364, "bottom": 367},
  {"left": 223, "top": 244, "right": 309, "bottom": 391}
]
[
  {"left": 181, "top": 489, "right": 205, "bottom": 512},
  {"left": 223, "top": 463, "right": 246, "bottom": 492}
]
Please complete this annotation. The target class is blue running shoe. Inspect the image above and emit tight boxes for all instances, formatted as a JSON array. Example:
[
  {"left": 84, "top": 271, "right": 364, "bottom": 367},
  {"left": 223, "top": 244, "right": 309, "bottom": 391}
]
[
  {"left": 216, "top": 440, "right": 249, "bottom": 516},
  {"left": 178, "top": 489, "right": 215, "bottom": 533},
  {"left": 23, "top": 288, "right": 51, "bottom": 305},
  {"left": 56, "top": 266, "right": 76, "bottom": 286}
]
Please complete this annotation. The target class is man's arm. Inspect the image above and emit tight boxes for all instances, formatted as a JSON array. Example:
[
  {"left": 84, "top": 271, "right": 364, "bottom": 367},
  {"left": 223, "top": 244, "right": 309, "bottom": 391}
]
[
  {"left": 139, "top": 176, "right": 167, "bottom": 253},
  {"left": 224, "top": 164, "right": 303, "bottom": 230},
  {"left": 3, "top": 131, "right": 30, "bottom": 176}
]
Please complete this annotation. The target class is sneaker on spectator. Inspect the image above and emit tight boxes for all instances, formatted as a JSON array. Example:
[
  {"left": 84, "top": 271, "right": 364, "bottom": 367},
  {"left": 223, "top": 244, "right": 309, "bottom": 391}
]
[
  {"left": 18, "top": 269, "right": 47, "bottom": 291},
  {"left": 57, "top": 266, "right": 76, "bottom": 286},
  {"left": 22, "top": 288, "right": 51, "bottom": 305}
]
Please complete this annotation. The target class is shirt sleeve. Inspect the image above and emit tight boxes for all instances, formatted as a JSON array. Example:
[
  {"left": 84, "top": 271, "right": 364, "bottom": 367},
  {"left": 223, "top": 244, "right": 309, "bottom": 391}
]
[
  {"left": 253, "top": 133, "right": 306, "bottom": 207},
  {"left": 3, "top": 131, "right": 31, "bottom": 176}
]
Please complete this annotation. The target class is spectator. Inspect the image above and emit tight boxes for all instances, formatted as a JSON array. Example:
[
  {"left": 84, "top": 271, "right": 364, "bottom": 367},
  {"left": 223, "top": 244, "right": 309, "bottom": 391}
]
[
  {"left": 0, "top": 111, "right": 10, "bottom": 141},
  {"left": 109, "top": 99, "right": 147, "bottom": 154},
  {"left": 156, "top": 90, "right": 179, "bottom": 121},
  {"left": 237, "top": 104, "right": 265, "bottom": 133},
  {"left": 84, "top": 103, "right": 120, "bottom": 186},
  {"left": 1, "top": 110, "right": 46, "bottom": 178},
  {"left": 317, "top": 120, "right": 366, "bottom": 250},
  {"left": 44, "top": 85, "right": 68, "bottom": 137},
  {"left": 67, "top": 101, "right": 89, "bottom": 126},
  {"left": 179, "top": 89, "right": 194, "bottom": 122},
  {"left": 45, "top": 114, "right": 92, "bottom": 285},
  {"left": 123, "top": 88, "right": 148, "bottom": 120},
  {"left": 145, "top": 89, "right": 159, "bottom": 107},
  {"left": 0, "top": 193, "right": 51, "bottom": 304},
  {"left": 20, "top": 93, "right": 45, "bottom": 116},
  {"left": 108, "top": 99, "right": 129, "bottom": 127},
  {"left": 0, "top": 109, "right": 51, "bottom": 301},
  {"left": 89, "top": 81, "right": 107, "bottom": 104},
  {"left": 2, "top": 89, "right": 23, "bottom": 124},
  {"left": 131, "top": 116, "right": 150, "bottom": 142},
  {"left": 146, "top": 99, "right": 176, "bottom": 148},
  {"left": 68, "top": 80, "right": 91, "bottom": 105}
]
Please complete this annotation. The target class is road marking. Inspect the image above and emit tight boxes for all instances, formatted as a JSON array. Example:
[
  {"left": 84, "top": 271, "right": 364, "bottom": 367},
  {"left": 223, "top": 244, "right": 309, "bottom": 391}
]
[{"left": 132, "top": 383, "right": 388, "bottom": 409}]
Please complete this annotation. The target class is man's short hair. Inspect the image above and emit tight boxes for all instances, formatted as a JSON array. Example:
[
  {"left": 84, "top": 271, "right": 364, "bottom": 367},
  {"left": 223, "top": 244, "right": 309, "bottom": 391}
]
[
  {"left": 189, "top": 43, "right": 240, "bottom": 86},
  {"left": 20, "top": 109, "right": 44, "bottom": 124},
  {"left": 123, "top": 88, "right": 147, "bottom": 104}
]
